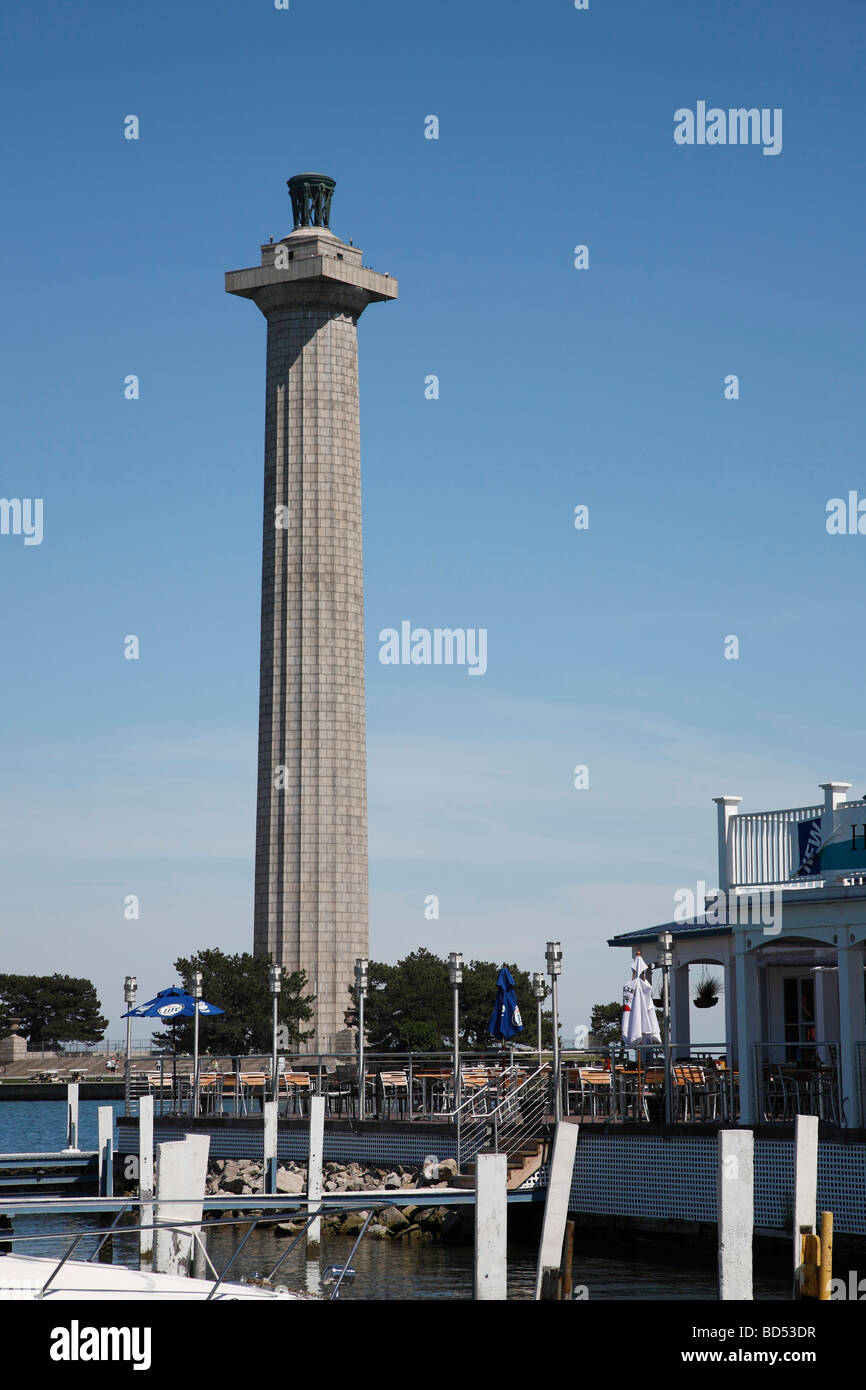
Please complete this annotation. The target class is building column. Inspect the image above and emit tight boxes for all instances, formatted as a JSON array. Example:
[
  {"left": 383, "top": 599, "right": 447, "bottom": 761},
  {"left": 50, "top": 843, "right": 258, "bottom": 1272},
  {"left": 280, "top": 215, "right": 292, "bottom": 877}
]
[
  {"left": 819, "top": 781, "right": 851, "bottom": 814},
  {"left": 713, "top": 796, "right": 742, "bottom": 892},
  {"left": 723, "top": 958, "right": 737, "bottom": 1066},
  {"left": 734, "top": 938, "right": 761, "bottom": 1124},
  {"left": 837, "top": 943, "right": 866, "bottom": 1129},
  {"left": 670, "top": 963, "right": 691, "bottom": 1058},
  {"left": 813, "top": 966, "right": 839, "bottom": 1068}
]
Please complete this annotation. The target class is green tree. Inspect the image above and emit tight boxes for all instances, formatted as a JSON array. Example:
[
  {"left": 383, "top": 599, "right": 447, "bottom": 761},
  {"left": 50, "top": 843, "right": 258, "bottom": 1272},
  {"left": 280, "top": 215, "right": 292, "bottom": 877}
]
[
  {"left": 589, "top": 1001, "right": 621, "bottom": 1046},
  {"left": 347, "top": 948, "right": 450, "bottom": 1051},
  {"left": 151, "top": 949, "right": 314, "bottom": 1055},
  {"left": 346, "top": 948, "right": 554, "bottom": 1052},
  {"left": 0, "top": 974, "right": 108, "bottom": 1049}
]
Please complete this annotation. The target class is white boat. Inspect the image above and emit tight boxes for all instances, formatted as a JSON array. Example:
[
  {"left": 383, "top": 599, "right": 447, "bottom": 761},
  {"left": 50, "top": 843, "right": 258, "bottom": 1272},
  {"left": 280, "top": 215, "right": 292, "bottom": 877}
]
[{"left": 0, "top": 1251, "right": 306, "bottom": 1300}]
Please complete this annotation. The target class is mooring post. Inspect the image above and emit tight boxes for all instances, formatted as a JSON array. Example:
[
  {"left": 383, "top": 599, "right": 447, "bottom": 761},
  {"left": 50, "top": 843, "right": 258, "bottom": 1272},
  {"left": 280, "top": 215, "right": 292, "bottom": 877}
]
[
  {"left": 793, "top": 1112, "right": 818, "bottom": 1295},
  {"left": 535, "top": 1120, "right": 579, "bottom": 1299},
  {"left": 307, "top": 1094, "right": 325, "bottom": 1249},
  {"left": 819, "top": 1211, "right": 833, "bottom": 1301},
  {"left": 561, "top": 1221, "right": 574, "bottom": 1300},
  {"left": 263, "top": 1100, "right": 278, "bottom": 1195},
  {"left": 153, "top": 1133, "right": 210, "bottom": 1277},
  {"left": 717, "top": 1128, "right": 753, "bottom": 1301},
  {"left": 139, "top": 1094, "right": 154, "bottom": 1266},
  {"left": 474, "top": 1152, "right": 507, "bottom": 1300},
  {"left": 97, "top": 1106, "right": 114, "bottom": 1197},
  {"left": 64, "top": 1082, "right": 79, "bottom": 1151}
]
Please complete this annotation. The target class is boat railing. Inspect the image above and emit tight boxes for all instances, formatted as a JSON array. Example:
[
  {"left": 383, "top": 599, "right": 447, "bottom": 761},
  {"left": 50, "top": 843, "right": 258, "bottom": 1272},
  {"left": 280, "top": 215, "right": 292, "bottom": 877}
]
[{"left": 2, "top": 1196, "right": 459, "bottom": 1301}]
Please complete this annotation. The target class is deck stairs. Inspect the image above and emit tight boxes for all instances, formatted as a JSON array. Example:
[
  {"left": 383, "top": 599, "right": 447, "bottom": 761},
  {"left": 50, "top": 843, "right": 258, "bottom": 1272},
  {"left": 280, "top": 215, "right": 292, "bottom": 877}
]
[{"left": 453, "top": 1064, "right": 554, "bottom": 1190}]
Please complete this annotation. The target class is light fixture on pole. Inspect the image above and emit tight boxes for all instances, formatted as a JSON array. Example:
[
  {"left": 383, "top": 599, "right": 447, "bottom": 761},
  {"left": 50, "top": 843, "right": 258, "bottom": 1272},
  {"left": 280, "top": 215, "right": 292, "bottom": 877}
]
[
  {"left": 269, "top": 963, "right": 282, "bottom": 1101},
  {"left": 448, "top": 952, "right": 463, "bottom": 1107},
  {"left": 545, "top": 942, "right": 563, "bottom": 1122},
  {"left": 191, "top": 971, "right": 203, "bottom": 1117},
  {"left": 354, "top": 958, "right": 368, "bottom": 1122},
  {"left": 656, "top": 931, "right": 673, "bottom": 1124},
  {"left": 123, "top": 975, "right": 137, "bottom": 1117},
  {"left": 532, "top": 972, "right": 546, "bottom": 1066}
]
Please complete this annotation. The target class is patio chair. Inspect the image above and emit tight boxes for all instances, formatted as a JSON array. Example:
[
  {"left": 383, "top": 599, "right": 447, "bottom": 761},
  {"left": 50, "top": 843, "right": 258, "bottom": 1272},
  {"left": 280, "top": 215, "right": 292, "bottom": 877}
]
[
  {"left": 281, "top": 1072, "right": 311, "bottom": 1116},
  {"left": 239, "top": 1071, "right": 267, "bottom": 1114},
  {"left": 194, "top": 1073, "right": 219, "bottom": 1115},
  {"left": 672, "top": 1065, "right": 708, "bottom": 1122},
  {"left": 331, "top": 1065, "right": 358, "bottom": 1117},
  {"left": 379, "top": 1071, "right": 409, "bottom": 1119},
  {"left": 809, "top": 1069, "right": 840, "bottom": 1124},
  {"left": 573, "top": 1069, "right": 610, "bottom": 1119}
]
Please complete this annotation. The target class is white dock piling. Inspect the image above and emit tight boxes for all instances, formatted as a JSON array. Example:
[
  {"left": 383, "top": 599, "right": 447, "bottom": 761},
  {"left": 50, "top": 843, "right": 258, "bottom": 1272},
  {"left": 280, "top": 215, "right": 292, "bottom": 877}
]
[
  {"left": 717, "top": 1129, "right": 753, "bottom": 1300},
  {"left": 307, "top": 1094, "right": 325, "bottom": 1249},
  {"left": 153, "top": 1133, "right": 210, "bottom": 1277},
  {"left": 535, "top": 1121, "right": 579, "bottom": 1299},
  {"left": 64, "top": 1082, "right": 79, "bottom": 1151},
  {"left": 793, "top": 1114, "right": 819, "bottom": 1286},
  {"left": 263, "top": 1101, "right": 278, "bottom": 1195},
  {"left": 139, "top": 1095, "right": 154, "bottom": 1265},
  {"left": 475, "top": 1152, "right": 508, "bottom": 1300},
  {"left": 97, "top": 1106, "right": 114, "bottom": 1197}
]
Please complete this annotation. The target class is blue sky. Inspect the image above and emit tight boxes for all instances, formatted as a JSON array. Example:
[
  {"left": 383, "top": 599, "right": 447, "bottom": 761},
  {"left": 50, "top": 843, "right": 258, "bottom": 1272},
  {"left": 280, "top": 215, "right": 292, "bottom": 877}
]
[{"left": 1, "top": 0, "right": 864, "bottom": 1043}]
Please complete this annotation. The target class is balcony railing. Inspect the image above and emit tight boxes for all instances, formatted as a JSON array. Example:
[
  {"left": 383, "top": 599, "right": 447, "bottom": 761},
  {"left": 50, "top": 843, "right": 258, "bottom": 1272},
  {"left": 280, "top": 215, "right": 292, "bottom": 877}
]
[
  {"left": 753, "top": 1042, "right": 842, "bottom": 1125},
  {"left": 728, "top": 804, "right": 823, "bottom": 888}
]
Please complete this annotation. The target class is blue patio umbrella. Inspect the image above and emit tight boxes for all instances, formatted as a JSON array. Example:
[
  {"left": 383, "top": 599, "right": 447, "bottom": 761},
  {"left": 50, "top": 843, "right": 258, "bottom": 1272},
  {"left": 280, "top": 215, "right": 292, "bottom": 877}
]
[
  {"left": 122, "top": 987, "right": 224, "bottom": 1107},
  {"left": 122, "top": 987, "right": 224, "bottom": 1022},
  {"left": 488, "top": 966, "right": 524, "bottom": 1042}
]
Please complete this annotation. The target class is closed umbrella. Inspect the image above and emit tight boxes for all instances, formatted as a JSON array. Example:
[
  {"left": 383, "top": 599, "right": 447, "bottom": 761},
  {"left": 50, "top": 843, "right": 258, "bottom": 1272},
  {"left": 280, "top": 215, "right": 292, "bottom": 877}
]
[
  {"left": 123, "top": 987, "right": 224, "bottom": 1110},
  {"left": 489, "top": 966, "right": 524, "bottom": 1043},
  {"left": 621, "top": 954, "right": 660, "bottom": 1046},
  {"left": 621, "top": 955, "right": 660, "bottom": 1116}
]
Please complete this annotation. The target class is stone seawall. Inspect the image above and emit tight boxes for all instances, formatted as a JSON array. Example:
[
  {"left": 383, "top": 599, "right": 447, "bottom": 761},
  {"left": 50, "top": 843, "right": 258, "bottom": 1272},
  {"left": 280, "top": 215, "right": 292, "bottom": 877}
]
[{"left": 206, "top": 1157, "right": 465, "bottom": 1242}]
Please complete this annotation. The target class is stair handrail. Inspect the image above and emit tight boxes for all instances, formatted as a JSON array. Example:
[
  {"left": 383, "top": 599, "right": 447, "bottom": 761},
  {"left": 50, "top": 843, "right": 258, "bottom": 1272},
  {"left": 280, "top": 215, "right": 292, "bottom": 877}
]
[
  {"left": 452, "top": 1063, "right": 522, "bottom": 1122},
  {"left": 490, "top": 1067, "right": 554, "bottom": 1166},
  {"left": 454, "top": 1064, "right": 522, "bottom": 1165},
  {"left": 457, "top": 1063, "right": 553, "bottom": 1171}
]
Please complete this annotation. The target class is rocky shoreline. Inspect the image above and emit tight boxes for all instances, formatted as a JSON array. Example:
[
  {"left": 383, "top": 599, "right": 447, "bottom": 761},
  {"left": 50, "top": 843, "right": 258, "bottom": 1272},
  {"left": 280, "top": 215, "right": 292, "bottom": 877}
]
[{"left": 205, "top": 1158, "right": 465, "bottom": 1242}]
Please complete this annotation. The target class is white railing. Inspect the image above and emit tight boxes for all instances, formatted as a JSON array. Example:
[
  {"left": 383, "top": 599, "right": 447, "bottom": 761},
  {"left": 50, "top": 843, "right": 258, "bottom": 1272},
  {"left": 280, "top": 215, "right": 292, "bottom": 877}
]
[
  {"left": 728, "top": 804, "right": 823, "bottom": 888},
  {"left": 456, "top": 1064, "right": 553, "bottom": 1171}
]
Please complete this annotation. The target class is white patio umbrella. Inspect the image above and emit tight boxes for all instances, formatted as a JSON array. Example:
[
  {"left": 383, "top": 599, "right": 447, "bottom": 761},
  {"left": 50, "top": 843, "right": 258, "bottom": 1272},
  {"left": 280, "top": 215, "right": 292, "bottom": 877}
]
[
  {"left": 621, "top": 954, "right": 661, "bottom": 1116},
  {"left": 621, "top": 953, "right": 661, "bottom": 1046}
]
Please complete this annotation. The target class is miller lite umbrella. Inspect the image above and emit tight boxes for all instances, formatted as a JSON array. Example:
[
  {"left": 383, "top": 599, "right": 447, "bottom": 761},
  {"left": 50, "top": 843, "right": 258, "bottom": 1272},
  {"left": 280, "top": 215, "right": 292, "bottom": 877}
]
[
  {"left": 489, "top": 965, "right": 524, "bottom": 1042},
  {"left": 621, "top": 955, "right": 660, "bottom": 1047},
  {"left": 123, "top": 987, "right": 224, "bottom": 1103},
  {"left": 621, "top": 953, "right": 661, "bottom": 1111}
]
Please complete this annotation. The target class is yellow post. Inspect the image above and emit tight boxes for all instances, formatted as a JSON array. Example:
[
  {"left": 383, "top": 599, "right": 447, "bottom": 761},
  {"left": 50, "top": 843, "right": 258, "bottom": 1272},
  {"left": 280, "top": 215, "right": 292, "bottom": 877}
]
[{"left": 818, "top": 1212, "right": 833, "bottom": 1301}]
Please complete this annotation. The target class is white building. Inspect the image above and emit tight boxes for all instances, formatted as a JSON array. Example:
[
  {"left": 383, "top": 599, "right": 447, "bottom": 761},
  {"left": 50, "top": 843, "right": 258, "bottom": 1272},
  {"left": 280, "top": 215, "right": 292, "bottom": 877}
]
[{"left": 609, "top": 781, "right": 866, "bottom": 1129}]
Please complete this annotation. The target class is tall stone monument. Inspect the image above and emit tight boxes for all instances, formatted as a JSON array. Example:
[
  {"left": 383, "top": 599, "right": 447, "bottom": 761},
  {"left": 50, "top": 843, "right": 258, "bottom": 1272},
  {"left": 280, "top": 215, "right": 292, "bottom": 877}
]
[{"left": 226, "top": 174, "right": 397, "bottom": 1051}]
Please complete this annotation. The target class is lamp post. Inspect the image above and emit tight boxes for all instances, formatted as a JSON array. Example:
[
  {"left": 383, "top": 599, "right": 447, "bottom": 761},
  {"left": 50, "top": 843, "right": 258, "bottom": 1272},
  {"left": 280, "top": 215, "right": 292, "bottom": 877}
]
[
  {"left": 532, "top": 972, "right": 546, "bottom": 1067},
  {"left": 192, "top": 971, "right": 202, "bottom": 1117},
  {"left": 656, "top": 931, "right": 673, "bottom": 1124},
  {"left": 269, "top": 964, "right": 282, "bottom": 1101},
  {"left": 546, "top": 942, "right": 563, "bottom": 1122},
  {"left": 123, "top": 975, "right": 136, "bottom": 1117},
  {"left": 354, "top": 958, "right": 368, "bottom": 1121},
  {"left": 448, "top": 952, "right": 463, "bottom": 1107}
]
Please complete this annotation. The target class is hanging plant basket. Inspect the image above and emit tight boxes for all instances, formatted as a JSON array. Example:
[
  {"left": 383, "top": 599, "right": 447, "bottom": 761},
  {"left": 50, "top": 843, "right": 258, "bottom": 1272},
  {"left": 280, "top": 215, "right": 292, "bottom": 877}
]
[{"left": 693, "top": 970, "right": 722, "bottom": 1010}]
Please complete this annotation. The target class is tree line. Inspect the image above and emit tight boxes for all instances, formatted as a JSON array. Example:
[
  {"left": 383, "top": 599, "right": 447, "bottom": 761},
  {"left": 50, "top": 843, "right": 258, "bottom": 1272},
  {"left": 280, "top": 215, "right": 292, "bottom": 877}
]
[{"left": 0, "top": 947, "right": 557, "bottom": 1054}]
